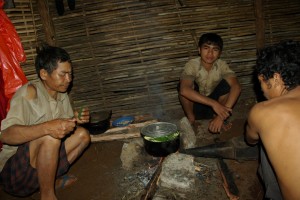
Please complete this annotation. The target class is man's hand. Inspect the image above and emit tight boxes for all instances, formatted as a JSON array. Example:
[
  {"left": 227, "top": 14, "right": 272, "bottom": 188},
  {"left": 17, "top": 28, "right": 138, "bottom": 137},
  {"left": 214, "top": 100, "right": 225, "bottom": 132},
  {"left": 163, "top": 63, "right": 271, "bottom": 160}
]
[
  {"left": 208, "top": 115, "right": 224, "bottom": 133},
  {"left": 212, "top": 101, "right": 232, "bottom": 120},
  {"left": 46, "top": 118, "right": 76, "bottom": 139},
  {"left": 74, "top": 107, "right": 90, "bottom": 124}
]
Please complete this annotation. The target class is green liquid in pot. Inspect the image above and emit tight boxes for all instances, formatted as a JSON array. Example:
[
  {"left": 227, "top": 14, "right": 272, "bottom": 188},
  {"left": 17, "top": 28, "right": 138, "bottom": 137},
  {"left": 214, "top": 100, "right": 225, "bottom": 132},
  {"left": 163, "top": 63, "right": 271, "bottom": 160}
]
[{"left": 144, "top": 131, "right": 180, "bottom": 142}]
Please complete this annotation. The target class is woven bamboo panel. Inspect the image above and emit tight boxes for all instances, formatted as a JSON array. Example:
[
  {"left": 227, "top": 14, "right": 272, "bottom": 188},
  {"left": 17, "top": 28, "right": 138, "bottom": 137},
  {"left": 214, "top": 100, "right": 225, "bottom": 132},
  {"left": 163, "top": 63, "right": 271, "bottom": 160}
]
[
  {"left": 45, "top": 0, "right": 258, "bottom": 118},
  {"left": 264, "top": 0, "right": 300, "bottom": 44},
  {"left": 4, "top": 0, "right": 300, "bottom": 119}
]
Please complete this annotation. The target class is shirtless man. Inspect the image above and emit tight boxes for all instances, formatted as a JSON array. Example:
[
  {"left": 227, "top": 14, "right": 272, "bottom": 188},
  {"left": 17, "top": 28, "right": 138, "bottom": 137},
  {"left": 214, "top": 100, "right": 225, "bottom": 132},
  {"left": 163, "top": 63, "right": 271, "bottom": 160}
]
[
  {"left": 179, "top": 33, "right": 241, "bottom": 133},
  {"left": 0, "top": 45, "right": 91, "bottom": 200},
  {"left": 246, "top": 40, "right": 300, "bottom": 200}
]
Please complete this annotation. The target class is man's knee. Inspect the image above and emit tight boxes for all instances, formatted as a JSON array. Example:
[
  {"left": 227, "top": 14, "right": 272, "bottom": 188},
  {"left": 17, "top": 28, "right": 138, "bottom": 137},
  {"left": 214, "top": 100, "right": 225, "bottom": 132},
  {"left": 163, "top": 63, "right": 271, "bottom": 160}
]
[
  {"left": 218, "top": 93, "right": 229, "bottom": 104},
  {"left": 75, "top": 126, "right": 91, "bottom": 145},
  {"left": 29, "top": 136, "right": 62, "bottom": 167},
  {"left": 31, "top": 135, "right": 61, "bottom": 151}
]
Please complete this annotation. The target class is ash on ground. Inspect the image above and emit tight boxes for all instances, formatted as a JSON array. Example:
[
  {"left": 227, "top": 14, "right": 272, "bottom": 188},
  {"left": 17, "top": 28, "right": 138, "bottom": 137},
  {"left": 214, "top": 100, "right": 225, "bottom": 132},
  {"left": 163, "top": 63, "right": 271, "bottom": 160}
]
[{"left": 118, "top": 138, "right": 227, "bottom": 200}]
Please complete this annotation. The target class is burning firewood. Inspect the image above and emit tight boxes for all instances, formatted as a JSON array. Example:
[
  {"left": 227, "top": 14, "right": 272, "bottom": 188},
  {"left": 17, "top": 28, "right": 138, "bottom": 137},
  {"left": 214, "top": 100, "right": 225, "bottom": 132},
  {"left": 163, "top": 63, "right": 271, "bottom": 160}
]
[
  {"left": 217, "top": 159, "right": 240, "bottom": 200},
  {"left": 140, "top": 157, "right": 165, "bottom": 200}
]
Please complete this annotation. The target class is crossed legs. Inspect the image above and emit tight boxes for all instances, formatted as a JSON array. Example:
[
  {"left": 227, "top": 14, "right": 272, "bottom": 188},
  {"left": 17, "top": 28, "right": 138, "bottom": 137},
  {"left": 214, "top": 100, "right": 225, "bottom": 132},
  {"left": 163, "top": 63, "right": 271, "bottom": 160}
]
[{"left": 179, "top": 93, "right": 230, "bottom": 125}]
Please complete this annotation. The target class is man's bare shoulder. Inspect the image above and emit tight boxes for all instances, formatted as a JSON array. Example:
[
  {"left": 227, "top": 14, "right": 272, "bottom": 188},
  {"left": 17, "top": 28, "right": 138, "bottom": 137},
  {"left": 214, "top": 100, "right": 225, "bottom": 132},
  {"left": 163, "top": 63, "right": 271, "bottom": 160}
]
[
  {"left": 247, "top": 101, "right": 276, "bottom": 126},
  {"left": 249, "top": 93, "right": 300, "bottom": 128},
  {"left": 251, "top": 98, "right": 284, "bottom": 113},
  {"left": 249, "top": 101, "right": 269, "bottom": 116},
  {"left": 265, "top": 90, "right": 300, "bottom": 112}
]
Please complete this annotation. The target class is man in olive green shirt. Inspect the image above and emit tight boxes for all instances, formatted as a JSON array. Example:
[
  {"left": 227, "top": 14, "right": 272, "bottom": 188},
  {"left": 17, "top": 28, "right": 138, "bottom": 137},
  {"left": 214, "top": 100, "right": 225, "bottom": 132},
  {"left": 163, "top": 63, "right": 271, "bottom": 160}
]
[
  {"left": 0, "top": 45, "right": 90, "bottom": 199},
  {"left": 179, "top": 33, "right": 241, "bottom": 133}
]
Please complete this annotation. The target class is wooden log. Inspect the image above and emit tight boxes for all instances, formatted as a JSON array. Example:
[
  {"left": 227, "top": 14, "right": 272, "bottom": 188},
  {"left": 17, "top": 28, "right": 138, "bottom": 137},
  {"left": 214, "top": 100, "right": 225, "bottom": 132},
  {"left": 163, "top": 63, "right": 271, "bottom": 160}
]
[
  {"left": 36, "top": 0, "right": 56, "bottom": 46},
  {"left": 254, "top": 0, "right": 265, "bottom": 50},
  {"left": 91, "top": 119, "right": 157, "bottom": 143},
  {"left": 106, "top": 119, "right": 157, "bottom": 133},
  {"left": 218, "top": 159, "right": 240, "bottom": 200},
  {"left": 91, "top": 131, "right": 140, "bottom": 142},
  {"left": 140, "top": 157, "right": 165, "bottom": 200}
]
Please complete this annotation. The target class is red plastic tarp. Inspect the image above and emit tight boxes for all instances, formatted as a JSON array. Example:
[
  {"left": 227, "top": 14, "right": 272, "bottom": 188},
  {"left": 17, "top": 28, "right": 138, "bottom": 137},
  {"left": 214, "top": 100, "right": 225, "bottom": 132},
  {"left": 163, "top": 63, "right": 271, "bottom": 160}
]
[
  {"left": 0, "top": 0, "right": 27, "bottom": 105},
  {"left": 0, "top": 0, "right": 27, "bottom": 149}
]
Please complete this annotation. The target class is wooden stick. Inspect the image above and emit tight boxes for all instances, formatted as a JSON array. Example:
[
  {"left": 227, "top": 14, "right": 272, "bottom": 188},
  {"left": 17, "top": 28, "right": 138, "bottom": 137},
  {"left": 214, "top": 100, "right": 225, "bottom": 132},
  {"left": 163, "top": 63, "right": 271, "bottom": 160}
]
[
  {"left": 105, "top": 119, "right": 157, "bottom": 133},
  {"left": 91, "top": 131, "right": 141, "bottom": 142},
  {"left": 37, "top": 0, "right": 56, "bottom": 46},
  {"left": 217, "top": 159, "right": 240, "bottom": 200},
  {"left": 91, "top": 119, "right": 158, "bottom": 143},
  {"left": 140, "top": 157, "right": 165, "bottom": 200}
]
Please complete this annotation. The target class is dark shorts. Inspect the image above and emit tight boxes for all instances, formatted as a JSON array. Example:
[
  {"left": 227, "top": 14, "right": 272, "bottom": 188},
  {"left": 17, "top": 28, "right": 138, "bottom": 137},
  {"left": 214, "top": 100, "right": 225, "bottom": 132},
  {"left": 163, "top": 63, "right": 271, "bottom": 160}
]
[
  {"left": 193, "top": 79, "right": 230, "bottom": 120},
  {"left": 0, "top": 142, "right": 70, "bottom": 197},
  {"left": 258, "top": 145, "right": 283, "bottom": 200}
]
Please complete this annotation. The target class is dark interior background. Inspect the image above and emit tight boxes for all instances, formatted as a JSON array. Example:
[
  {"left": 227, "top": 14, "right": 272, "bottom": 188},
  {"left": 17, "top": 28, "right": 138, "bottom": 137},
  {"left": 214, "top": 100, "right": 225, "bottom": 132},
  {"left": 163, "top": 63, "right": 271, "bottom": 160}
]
[{"left": 5, "top": 0, "right": 300, "bottom": 119}]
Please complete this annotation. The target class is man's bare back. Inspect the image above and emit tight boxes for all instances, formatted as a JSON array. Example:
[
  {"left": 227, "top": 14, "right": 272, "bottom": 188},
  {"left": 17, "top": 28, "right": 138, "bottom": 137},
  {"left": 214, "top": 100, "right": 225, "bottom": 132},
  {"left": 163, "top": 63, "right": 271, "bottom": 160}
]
[
  {"left": 248, "top": 87, "right": 300, "bottom": 199},
  {"left": 246, "top": 40, "right": 300, "bottom": 199}
]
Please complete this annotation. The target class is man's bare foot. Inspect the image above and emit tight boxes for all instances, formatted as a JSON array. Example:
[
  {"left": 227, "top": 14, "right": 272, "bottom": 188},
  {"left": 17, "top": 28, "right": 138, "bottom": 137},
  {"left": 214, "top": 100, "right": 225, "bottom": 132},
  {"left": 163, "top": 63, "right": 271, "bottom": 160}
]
[{"left": 55, "top": 174, "right": 77, "bottom": 190}]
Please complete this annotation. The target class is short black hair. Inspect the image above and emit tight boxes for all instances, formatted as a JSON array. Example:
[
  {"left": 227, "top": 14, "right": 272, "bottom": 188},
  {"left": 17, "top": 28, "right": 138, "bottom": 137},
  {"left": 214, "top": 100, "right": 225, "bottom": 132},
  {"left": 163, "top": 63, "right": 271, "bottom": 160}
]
[
  {"left": 256, "top": 40, "right": 300, "bottom": 90},
  {"left": 35, "top": 44, "right": 71, "bottom": 79},
  {"left": 198, "top": 33, "right": 223, "bottom": 51}
]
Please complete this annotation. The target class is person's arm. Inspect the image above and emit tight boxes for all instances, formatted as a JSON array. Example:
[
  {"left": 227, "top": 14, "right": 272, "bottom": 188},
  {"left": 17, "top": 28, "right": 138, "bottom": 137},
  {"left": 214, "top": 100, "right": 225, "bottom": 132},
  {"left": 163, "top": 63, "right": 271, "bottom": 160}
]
[
  {"left": 179, "top": 79, "right": 211, "bottom": 103},
  {"left": 224, "top": 76, "right": 242, "bottom": 109},
  {"left": 179, "top": 79, "right": 231, "bottom": 120},
  {"left": 1, "top": 118, "right": 76, "bottom": 145},
  {"left": 0, "top": 84, "right": 76, "bottom": 145},
  {"left": 245, "top": 105, "right": 260, "bottom": 145}
]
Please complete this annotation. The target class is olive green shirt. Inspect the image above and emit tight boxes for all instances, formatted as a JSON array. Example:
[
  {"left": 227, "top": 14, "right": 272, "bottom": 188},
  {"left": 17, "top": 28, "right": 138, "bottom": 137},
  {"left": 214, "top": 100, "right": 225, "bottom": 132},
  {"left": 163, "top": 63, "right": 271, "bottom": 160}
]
[
  {"left": 180, "top": 57, "right": 236, "bottom": 96},
  {"left": 0, "top": 79, "right": 74, "bottom": 170}
]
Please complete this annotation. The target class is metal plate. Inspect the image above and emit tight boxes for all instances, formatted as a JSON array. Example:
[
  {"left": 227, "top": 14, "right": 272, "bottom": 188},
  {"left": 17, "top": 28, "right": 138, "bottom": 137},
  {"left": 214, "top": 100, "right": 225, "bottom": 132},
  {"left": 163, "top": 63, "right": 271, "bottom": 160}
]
[{"left": 112, "top": 116, "right": 134, "bottom": 127}]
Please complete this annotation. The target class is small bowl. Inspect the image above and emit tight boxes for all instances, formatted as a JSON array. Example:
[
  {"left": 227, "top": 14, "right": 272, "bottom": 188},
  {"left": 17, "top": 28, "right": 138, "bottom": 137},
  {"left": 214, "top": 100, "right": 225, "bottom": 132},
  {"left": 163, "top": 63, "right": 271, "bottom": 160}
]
[
  {"left": 112, "top": 116, "right": 134, "bottom": 127},
  {"left": 84, "top": 110, "right": 112, "bottom": 135}
]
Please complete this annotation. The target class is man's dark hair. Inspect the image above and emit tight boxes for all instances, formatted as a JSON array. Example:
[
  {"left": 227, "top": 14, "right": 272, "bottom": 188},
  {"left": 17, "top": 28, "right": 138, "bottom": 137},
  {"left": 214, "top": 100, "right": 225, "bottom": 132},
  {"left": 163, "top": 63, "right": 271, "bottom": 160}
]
[
  {"left": 35, "top": 44, "right": 71, "bottom": 79},
  {"left": 198, "top": 33, "right": 223, "bottom": 51},
  {"left": 256, "top": 40, "right": 300, "bottom": 90}
]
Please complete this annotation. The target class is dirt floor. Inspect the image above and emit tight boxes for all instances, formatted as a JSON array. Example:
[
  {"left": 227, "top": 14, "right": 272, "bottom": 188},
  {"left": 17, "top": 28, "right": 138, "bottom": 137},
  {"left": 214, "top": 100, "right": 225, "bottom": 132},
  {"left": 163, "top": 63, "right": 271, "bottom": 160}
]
[{"left": 0, "top": 99, "right": 264, "bottom": 200}]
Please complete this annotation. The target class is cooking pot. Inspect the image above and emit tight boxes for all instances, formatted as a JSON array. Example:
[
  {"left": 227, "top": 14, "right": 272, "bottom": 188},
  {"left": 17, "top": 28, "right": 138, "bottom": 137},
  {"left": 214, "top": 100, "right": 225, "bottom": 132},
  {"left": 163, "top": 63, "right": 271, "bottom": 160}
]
[
  {"left": 84, "top": 110, "right": 112, "bottom": 135},
  {"left": 141, "top": 122, "right": 180, "bottom": 157}
]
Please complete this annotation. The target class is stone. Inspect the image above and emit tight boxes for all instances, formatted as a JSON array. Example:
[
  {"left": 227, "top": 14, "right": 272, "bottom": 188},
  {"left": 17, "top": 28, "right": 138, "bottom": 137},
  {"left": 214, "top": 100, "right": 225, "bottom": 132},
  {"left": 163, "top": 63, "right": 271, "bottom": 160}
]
[
  {"left": 158, "top": 153, "right": 195, "bottom": 192},
  {"left": 120, "top": 138, "right": 144, "bottom": 170},
  {"left": 179, "top": 117, "right": 197, "bottom": 148},
  {"left": 195, "top": 119, "right": 220, "bottom": 146}
]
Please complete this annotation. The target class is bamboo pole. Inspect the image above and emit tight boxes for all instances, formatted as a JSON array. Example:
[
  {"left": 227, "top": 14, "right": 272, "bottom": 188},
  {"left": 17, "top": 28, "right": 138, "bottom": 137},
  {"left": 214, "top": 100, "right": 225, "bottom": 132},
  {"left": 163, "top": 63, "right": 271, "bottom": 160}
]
[
  {"left": 254, "top": 0, "right": 265, "bottom": 51},
  {"left": 36, "top": 0, "right": 56, "bottom": 46}
]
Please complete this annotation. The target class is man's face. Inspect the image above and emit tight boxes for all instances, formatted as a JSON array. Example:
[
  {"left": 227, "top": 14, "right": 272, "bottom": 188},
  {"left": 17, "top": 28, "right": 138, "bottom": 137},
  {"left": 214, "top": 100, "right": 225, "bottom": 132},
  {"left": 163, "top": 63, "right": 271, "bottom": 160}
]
[
  {"left": 199, "top": 43, "right": 221, "bottom": 66},
  {"left": 41, "top": 61, "right": 72, "bottom": 94}
]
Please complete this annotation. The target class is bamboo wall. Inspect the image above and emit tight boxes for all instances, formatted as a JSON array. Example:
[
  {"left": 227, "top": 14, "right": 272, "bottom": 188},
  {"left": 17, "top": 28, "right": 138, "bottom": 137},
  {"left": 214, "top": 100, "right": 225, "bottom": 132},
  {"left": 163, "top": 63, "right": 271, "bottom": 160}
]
[{"left": 5, "top": 0, "right": 300, "bottom": 119}]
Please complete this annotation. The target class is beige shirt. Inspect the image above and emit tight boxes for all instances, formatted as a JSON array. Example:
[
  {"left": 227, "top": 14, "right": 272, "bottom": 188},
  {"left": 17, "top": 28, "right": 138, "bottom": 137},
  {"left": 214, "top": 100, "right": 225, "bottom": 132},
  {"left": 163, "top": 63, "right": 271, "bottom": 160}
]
[
  {"left": 180, "top": 57, "right": 236, "bottom": 96},
  {"left": 0, "top": 80, "right": 74, "bottom": 170}
]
